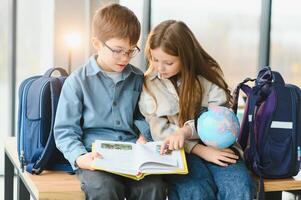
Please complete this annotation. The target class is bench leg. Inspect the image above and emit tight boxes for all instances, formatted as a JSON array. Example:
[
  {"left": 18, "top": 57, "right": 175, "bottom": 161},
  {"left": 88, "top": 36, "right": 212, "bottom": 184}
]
[
  {"left": 17, "top": 175, "right": 30, "bottom": 200},
  {"left": 5, "top": 152, "right": 14, "bottom": 200},
  {"left": 265, "top": 191, "right": 282, "bottom": 200}
]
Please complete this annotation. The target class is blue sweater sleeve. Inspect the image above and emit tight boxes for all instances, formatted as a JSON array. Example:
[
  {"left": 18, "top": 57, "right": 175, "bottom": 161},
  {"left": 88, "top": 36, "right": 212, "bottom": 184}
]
[{"left": 133, "top": 107, "right": 153, "bottom": 141}]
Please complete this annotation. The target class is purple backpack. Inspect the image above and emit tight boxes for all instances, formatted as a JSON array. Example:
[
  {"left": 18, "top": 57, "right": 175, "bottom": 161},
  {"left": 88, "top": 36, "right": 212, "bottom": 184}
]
[{"left": 232, "top": 67, "right": 301, "bottom": 199}]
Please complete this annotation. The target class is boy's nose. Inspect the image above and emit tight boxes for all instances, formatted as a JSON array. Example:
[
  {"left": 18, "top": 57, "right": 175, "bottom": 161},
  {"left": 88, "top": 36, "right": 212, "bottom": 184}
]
[{"left": 120, "top": 54, "right": 130, "bottom": 62}]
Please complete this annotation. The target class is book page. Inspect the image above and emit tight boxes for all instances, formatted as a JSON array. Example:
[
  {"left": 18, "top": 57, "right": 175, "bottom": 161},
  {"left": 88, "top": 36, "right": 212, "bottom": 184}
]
[
  {"left": 91, "top": 140, "right": 188, "bottom": 177},
  {"left": 92, "top": 140, "right": 139, "bottom": 176},
  {"left": 135, "top": 142, "right": 185, "bottom": 173}
]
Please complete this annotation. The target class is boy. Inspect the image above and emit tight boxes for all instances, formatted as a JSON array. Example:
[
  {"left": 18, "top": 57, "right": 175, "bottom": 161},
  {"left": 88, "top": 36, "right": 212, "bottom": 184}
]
[{"left": 54, "top": 4, "right": 166, "bottom": 200}]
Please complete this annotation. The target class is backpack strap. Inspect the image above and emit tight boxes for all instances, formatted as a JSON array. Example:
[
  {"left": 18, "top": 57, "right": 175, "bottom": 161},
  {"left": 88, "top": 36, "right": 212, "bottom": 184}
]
[
  {"left": 248, "top": 89, "right": 266, "bottom": 200},
  {"left": 232, "top": 78, "right": 254, "bottom": 150},
  {"left": 232, "top": 78, "right": 254, "bottom": 114},
  {"left": 256, "top": 66, "right": 272, "bottom": 86},
  {"left": 27, "top": 78, "right": 73, "bottom": 174},
  {"left": 44, "top": 67, "right": 68, "bottom": 77},
  {"left": 245, "top": 67, "right": 274, "bottom": 200},
  {"left": 272, "top": 71, "right": 285, "bottom": 86},
  {"left": 249, "top": 68, "right": 273, "bottom": 199}
]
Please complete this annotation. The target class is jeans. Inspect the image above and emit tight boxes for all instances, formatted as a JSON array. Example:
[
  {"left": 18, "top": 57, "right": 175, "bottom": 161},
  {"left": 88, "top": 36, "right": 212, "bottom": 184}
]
[
  {"left": 76, "top": 169, "right": 166, "bottom": 200},
  {"left": 164, "top": 154, "right": 256, "bottom": 200}
]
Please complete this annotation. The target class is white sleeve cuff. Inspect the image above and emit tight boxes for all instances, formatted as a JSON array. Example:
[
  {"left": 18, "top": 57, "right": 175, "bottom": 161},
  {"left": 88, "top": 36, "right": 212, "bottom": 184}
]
[{"left": 184, "top": 120, "right": 199, "bottom": 139}]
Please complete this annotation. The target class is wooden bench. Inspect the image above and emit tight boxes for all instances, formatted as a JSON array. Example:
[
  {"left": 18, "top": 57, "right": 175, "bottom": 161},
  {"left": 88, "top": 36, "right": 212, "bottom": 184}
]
[
  {"left": 4, "top": 137, "right": 85, "bottom": 200},
  {"left": 4, "top": 137, "right": 301, "bottom": 199},
  {"left": 255, "top": 173, "right": 301, "bottom": 199},
  {"left": 259, "top": 175, "right": 301, "bottom": 192}
]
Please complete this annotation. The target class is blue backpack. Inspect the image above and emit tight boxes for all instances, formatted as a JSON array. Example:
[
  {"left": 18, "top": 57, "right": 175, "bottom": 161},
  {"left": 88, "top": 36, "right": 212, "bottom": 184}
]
[
  {"left": 18, "top": 67, "right": 73, "bottom": 174},
  {"left": 232, "top": 66, "right": 301, "bottom": 199}
]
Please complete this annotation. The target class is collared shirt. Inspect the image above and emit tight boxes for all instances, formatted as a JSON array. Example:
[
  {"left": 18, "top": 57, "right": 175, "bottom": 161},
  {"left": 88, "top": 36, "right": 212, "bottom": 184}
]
[
  {"left": 54, "top": 55, "right": 150, "bottom": 170},
  {"left": 102, "top": 70, "right": 123, "bottom": 84}
]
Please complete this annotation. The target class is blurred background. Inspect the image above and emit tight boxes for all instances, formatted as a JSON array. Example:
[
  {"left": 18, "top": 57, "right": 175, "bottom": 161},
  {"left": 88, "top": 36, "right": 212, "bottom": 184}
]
[{"left": 0, "top": 0, "right": 301, "bottom": 199}]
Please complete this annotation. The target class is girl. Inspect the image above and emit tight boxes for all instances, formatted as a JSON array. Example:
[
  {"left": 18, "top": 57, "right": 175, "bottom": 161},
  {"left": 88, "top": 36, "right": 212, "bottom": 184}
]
[{"left": 138, "top": 20, "right": 255, "bottom": 200}]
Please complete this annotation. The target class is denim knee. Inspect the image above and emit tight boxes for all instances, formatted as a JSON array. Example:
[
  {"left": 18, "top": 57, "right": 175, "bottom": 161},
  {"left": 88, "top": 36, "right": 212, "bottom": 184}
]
[
  {"left": 165, "top": 154, "right": 217, "bottom": 200},
  {"left": 216, "top": 179, "right": 255, "bottom": 200},
  {"left": 207, "top": 160, "right": 256, "bottom": 200},
  {"left": 168, "top": 178, "right": 216, "bottom": 200}
]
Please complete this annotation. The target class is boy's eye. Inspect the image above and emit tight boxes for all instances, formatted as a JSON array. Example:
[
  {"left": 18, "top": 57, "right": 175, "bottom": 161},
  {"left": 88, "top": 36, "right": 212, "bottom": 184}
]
[
  {"left": 166, "top": 62, "right": 173, "bottom": 65},
  {"left": 152, "top": 58, "right": 158, "bottom": 62},
  {"left": 112, "top": 49, "right": 123, "bottom": 54}
]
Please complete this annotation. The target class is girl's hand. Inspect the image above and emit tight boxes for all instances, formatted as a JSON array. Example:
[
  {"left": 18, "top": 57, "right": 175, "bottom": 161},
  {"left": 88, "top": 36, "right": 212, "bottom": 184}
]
[
  {"left": 192, "top": 144, "right": 239, "bottom": 167},
  {"left": 75, "top": 152, "right": 102, "bottom": 170},
  {"left": 136, "top": 134, "right": 147, "bottom": 144},
  {"left": 160, "top": 126, "right": 192, "bottom": 154}
]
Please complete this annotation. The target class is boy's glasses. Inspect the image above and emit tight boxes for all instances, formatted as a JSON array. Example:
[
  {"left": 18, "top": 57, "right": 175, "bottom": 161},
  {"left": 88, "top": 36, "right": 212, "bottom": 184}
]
[{"left": 103, "top": 42, "right": 140, "bottom": 59}]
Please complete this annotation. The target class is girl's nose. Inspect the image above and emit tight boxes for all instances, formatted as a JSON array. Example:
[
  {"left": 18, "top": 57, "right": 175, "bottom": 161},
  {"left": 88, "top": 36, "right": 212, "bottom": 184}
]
[{"left": 157, "top": 63, "right": 165, "bottom": 72}]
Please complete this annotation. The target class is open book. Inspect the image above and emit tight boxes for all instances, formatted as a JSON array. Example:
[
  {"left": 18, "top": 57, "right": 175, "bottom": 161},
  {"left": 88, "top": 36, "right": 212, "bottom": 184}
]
[{"left": 91, "top": 140, "right": 188, "bottom": 180}]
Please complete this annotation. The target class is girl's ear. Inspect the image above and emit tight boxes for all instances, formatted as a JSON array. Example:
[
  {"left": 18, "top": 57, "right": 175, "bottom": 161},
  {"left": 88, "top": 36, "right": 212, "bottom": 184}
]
[{"left": 91, "top": 37, "right": 102, "bottom": 50}]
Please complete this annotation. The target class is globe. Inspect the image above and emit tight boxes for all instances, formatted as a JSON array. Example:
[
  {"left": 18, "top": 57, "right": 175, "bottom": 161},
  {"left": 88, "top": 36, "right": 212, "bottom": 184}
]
[{"left": 196, "top": 105, "right": 240, "bottom": 149}]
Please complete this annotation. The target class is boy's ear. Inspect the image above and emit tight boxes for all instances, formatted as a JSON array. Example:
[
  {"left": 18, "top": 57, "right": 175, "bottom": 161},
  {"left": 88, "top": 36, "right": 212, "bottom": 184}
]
[{"left": 91, "top": 37, "right": 102, "bottom": 50}]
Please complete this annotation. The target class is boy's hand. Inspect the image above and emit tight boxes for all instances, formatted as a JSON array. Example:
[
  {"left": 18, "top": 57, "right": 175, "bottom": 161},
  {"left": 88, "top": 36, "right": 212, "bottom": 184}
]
[
  {"left": 160, "top": 126, "right": 191, "bottom": 154},
  {"left": 75, "top": 152, "right": 102, "bottom": 170},
  {"left": 192, "top": 144, "right": 239, "bottom": 167},
  {"left": 136, "top": 134, "right": 147, "bottom": 144}
]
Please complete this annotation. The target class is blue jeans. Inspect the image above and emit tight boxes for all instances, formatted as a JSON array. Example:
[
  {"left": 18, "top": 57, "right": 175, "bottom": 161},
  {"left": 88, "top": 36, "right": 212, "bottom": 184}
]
[{"left": 164, "top": 154, "right": 256, "bottom": 200}]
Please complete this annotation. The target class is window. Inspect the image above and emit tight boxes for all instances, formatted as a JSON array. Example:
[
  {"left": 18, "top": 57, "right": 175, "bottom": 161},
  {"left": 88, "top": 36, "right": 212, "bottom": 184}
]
[
  {"left": 16, "top": 0, "right": 54, "bottom": 84},
  {"left": 0, "top": 0, "right": 10, "bottom": 174},
  {"left": 151, "top": 0, "right": 261, "bottom": 90},
  {"left": 270, "top": 0, "right": 301, "bottom": 86},
  {"left": 119, "top": 0, "right": 145, "bottom": 70}
]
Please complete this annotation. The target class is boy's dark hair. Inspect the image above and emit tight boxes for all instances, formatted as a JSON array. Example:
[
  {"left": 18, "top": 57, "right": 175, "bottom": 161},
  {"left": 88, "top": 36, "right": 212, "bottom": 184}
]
[{"left": 92, "top": 4, "right": 141, "bottom": 45}]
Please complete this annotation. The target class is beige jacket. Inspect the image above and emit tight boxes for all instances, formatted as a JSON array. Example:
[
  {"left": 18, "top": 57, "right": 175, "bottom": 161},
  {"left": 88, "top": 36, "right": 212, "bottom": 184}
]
[{"left": 138, "top": 73, "right": 228, "bottom": 153}]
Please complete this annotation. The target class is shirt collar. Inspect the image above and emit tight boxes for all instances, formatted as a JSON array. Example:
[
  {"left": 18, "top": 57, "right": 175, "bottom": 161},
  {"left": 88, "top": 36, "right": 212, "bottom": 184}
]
[
  {"left": 86, "top": 54, "right": 140, "bottom": 79},
  {"left": 148, "top": 70, "right": 181, "bottom": 86},
  {"left": 86, "top": 55, "right": 102, "bottom": 76},
  {"left": 148, "top": 71, "right": 159, "bottom": 80}
]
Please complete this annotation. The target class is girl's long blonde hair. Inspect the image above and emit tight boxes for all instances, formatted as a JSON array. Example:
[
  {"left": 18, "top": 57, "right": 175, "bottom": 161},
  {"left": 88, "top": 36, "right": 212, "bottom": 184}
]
[{"left": 145, "top": 20, "right": 232, "bottom": 126}]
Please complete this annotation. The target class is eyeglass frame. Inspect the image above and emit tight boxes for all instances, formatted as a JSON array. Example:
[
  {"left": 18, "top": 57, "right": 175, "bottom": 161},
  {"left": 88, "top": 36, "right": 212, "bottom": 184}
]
[{"left": 102, "top": 42, "right": 140, "bottom": 59}]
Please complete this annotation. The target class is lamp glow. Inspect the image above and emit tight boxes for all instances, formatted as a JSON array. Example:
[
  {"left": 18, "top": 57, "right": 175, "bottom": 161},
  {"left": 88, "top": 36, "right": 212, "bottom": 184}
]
[
  {"left": 65, "top": 32, "right": 81, "bottom": 49},
  {"left": 64, "top": 32, "right": 81, "bottom": 74}
]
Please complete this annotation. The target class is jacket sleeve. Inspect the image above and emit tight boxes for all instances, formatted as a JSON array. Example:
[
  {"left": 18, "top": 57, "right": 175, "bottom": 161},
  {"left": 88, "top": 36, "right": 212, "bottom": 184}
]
[
  {"left": 138, "top": 90, "right": 198, "bottom": 153},
  {"left": 183, "top": 81, "right": 229, "bottom": 140},
  {"left": 145, "top": 115, "right": 199, "bottom": 153},
  {"left": 144, "top": 114, "right": 178, "bottom": 141},
  {"left": 182, "top": 81, "right": 229, "bottom": 152},
  {"left": 54, "top": 77, "right": 87, "bottom": 170},
  {"left": 207, "top": 82, "right": 228, "bottom": 106},
  {"left": 138, "top": 87, "right": 178, "bottom": 140},
  {"left": 230, "top": 142, "right": 244, "bottom": 159}
]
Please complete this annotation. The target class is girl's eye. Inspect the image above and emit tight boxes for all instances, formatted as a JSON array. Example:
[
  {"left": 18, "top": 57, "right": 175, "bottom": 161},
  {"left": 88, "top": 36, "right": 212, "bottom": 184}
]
[
  {"left": 152, "top": 58, "right": 158, "bottom": 62},
  {"left": 166, "top": 63, "right": 173, "bottom": 65}
]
